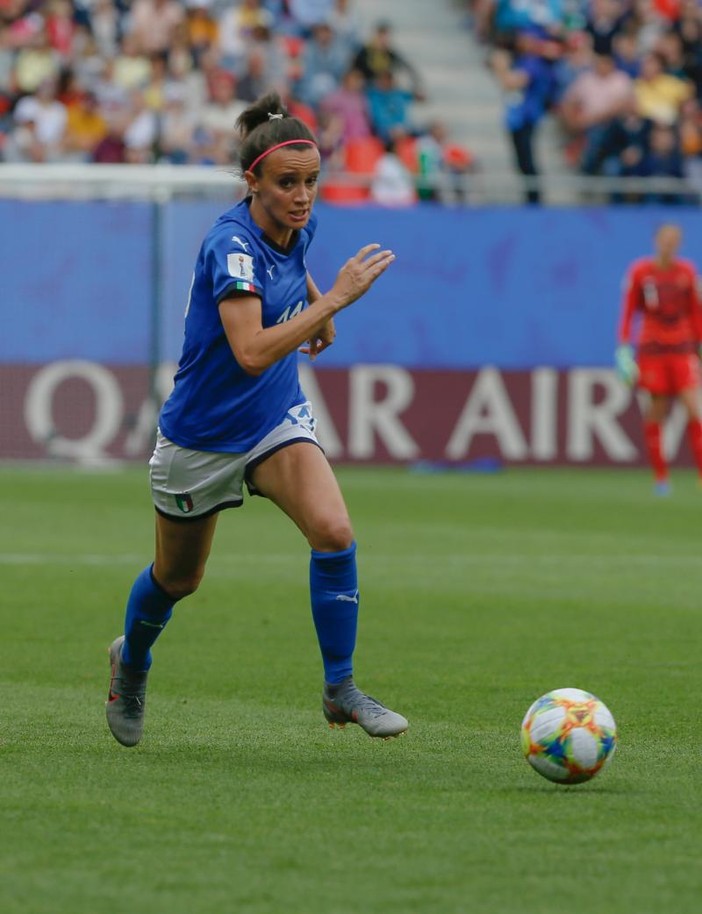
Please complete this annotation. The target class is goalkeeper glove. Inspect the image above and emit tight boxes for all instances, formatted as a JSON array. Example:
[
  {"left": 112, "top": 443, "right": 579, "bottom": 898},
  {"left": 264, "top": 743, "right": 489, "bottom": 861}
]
[{"left": 615, "top": 344, "right": 638, "bottom": 386}]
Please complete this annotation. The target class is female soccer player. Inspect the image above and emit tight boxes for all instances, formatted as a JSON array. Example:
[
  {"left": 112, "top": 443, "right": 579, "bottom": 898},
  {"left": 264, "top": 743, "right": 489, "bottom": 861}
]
[
  {"left": 616, "top": 222, "right": 702, "bottom": 494},
  {"left": 106, "top": 91, "right": 408, "bottom": 746}
]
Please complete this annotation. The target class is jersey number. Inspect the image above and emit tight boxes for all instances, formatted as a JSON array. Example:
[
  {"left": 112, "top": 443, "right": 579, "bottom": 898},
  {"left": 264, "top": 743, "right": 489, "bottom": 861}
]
[{"left": 276, "top": 300, "right": 305, "bottom": 324}]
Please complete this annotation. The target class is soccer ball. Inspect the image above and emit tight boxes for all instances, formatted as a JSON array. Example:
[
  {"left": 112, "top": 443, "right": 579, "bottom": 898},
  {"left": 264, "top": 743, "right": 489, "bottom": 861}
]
[{"left": 520, "top": 688, "right": 617, "bottom": 785}]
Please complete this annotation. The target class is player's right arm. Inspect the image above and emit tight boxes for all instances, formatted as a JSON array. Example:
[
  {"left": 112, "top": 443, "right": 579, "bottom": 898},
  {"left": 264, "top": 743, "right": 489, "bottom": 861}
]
[
  {"left": 220, "top": 244, "right": 395, "bottom": 376},
  {"left": 616, "top": 262, "right": 641, "bottom": 385}
]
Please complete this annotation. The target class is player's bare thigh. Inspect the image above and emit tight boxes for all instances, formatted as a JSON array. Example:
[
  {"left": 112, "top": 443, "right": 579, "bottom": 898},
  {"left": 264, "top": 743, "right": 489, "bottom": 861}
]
[
  {"left": 154, "top": 511, "right": 219, "bottom": 598},
  {"left": 644, "top": 394, "right": 670, "bottom": 423},
  {"left": 250, "top": 441, "right": 354, "bottom": 552},
  {"left": 678, "top": 386, "right": 702, "bottom": 420}
]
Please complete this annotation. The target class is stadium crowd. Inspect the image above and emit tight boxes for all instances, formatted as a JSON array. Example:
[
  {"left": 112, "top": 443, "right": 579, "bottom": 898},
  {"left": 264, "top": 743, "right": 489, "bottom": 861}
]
[
  {"left": 474, "top": 0, "right": 702, "bottom": 202},
  {"left": 0, "top": 0, "right": 473, "bottom": 204}
]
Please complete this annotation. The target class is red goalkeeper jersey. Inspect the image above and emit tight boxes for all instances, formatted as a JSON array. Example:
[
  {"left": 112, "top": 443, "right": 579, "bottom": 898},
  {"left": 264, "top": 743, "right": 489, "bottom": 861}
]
[{"left": 619, "top": 257, "right": 702, "bottom": 355}]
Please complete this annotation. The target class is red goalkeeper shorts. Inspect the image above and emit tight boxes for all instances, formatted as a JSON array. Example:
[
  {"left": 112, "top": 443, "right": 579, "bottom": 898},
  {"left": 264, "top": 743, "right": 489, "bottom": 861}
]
[{"left": 637, "top": 352, "right": 701, "bottom": 396}]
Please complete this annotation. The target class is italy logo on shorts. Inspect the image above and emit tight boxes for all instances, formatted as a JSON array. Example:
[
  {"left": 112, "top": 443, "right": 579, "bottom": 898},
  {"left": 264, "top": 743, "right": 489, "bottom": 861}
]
[{"left": 175, "top": 492, "right": 194, "bottom": 514}]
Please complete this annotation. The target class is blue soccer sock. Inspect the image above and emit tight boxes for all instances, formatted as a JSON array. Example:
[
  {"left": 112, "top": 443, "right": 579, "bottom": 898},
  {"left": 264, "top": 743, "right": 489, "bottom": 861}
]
[
  {"left": 121, "top": 564, "right": 175, "bottom": 671},
  {"left": 310, "top": 542, "right": 359, "bottom": 685}
]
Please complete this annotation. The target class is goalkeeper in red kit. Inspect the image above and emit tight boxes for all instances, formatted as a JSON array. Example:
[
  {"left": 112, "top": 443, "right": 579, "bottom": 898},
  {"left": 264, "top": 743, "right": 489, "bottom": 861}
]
[{"left": 617, "top": 223, "right": 702, "bottom": 494}]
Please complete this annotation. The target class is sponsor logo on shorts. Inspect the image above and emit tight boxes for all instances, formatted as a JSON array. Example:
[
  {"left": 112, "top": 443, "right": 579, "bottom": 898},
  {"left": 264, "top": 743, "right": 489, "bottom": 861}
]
[{"left": 175, "top": 493, "right": 194, "bottom": 513}]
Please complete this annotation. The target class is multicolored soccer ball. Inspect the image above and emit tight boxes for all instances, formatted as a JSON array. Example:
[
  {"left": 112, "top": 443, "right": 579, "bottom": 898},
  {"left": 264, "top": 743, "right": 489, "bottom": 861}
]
[{"left": 520, "top": 688, "right": 617, "bottom": 785}]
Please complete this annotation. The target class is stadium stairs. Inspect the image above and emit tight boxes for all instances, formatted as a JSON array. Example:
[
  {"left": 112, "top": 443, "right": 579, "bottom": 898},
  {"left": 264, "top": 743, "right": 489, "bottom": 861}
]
[{"left": 354, "top": 0, "right": 576, "bottom": 204}]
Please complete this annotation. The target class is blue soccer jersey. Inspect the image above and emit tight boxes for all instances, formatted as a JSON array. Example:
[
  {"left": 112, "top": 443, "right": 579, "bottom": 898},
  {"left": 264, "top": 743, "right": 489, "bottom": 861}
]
[{"left": 159, "top": 198, "right": 318, "bottom": 452}]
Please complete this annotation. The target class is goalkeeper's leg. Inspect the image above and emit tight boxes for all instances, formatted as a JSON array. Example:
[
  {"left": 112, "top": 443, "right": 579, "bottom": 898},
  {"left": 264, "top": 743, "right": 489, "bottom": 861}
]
[{"left": 643, "top": 393, "right": 670, "bottom": 492}]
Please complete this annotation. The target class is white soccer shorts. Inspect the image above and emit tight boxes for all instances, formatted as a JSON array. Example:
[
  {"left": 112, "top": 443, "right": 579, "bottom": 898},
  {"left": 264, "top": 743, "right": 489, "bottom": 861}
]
[{"left": 149, "top": 401, "right": 321, "bottom": 520}]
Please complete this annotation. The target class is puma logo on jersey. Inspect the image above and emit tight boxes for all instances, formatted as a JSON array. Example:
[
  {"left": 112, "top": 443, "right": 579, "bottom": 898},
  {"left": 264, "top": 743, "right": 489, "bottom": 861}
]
[
  {"left": 231, "top": 235, "right": 250, "bottom": 251},
  {"left": 266, "top": 264, "right": 275, "bottom": 279}
]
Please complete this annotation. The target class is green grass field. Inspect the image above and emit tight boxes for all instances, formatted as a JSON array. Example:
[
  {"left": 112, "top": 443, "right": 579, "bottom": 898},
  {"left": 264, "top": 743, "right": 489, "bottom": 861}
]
[{"left": 1, "top": 464, "right": 700, "bottom": 914}]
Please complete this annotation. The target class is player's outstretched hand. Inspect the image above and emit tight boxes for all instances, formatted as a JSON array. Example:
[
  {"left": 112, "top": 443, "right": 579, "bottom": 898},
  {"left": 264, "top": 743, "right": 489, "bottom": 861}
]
[
  {"left": 331, "top": 244, "right": 395, "bottom": 309},
  {"left": 615, "top": 344, "right": 639, "bottom": 386}
]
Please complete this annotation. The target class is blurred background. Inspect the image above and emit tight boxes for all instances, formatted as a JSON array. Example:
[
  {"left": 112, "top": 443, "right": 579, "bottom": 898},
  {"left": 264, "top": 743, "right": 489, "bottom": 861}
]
[{"left": 2, "top": 0, "right": 702, "bottom": 469}]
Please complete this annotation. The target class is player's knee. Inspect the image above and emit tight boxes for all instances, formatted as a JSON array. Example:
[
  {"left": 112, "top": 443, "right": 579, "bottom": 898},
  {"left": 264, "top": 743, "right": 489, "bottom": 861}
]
[
  {"left": 156, "top": 569, "right": 204, "bottom": 601},
  {"left": 309, "top": 515, "right": 354, "bottom": 552}
]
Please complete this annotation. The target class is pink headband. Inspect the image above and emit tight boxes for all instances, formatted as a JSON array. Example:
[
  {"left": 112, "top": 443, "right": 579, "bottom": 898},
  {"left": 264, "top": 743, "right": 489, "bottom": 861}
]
[{"left": 248, "top": 139, "right": 318, "bottom": 172}]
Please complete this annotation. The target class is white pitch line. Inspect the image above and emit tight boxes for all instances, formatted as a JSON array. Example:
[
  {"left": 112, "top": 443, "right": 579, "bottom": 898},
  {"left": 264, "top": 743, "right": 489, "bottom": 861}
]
[{"left": 0, "top": 552, "right": 699, "bottom": 567}]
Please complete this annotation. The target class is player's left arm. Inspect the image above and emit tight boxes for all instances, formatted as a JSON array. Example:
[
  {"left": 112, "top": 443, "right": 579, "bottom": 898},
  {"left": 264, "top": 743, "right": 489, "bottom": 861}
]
[{"left": 300, "top": 272, "right": 336, "bottom": 361}]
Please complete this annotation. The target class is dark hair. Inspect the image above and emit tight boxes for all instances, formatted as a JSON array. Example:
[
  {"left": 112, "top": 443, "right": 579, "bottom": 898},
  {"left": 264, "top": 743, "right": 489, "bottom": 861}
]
[{"left": 235, "top": 91, "right": 317, "bottom": 174}]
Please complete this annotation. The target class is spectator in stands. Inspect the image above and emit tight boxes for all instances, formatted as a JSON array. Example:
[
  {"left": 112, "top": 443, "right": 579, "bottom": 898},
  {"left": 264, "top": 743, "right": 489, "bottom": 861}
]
[
  {"left": 674, "top": 1, "right": 702, "bottom": 98},
  {"left": 164, "top": 56, "right": 201, "bottom": 113},
  {"left": 558, "top": 50, "right": 634, "bottom": 174},
  {"left": 198, "top": 68, "right": 248, "bottom": 164},
  {"left": 14, "top": 29, "right": 61, "bottom": 95},
  {"left": 370, "top": 137, "right": 417, "bottom": 206},
  {"left": 123, "top": 87, "right": 158, "bottom": 162},
  {"left": 352, "top": 20, "right": 424, "bottom": 96},
  {"left": 236, "top": 47, "right": 273, "bottom": 103},
  {"left": 680, "top": 95, "right": 702, "bottom": 193},
  {"left": 112, "top": 33, "right": 152, "bottom": 91},
  {"left": 89, "top": 0, "right": 121, "bottom": 58},
  {"left": 0, "top": 89, "right": 13, "bottom": 148},
  {"left": 92, "top": 113, "right": 128, "bottom": 163},
  {"left": 128, "top": 0, "right": 185, "bottom": 57},
  {"left": 287, "top": 0, "right": 336, "bottom": 36},
  {"left": 584, "top": 0, "right": 627, "bottom": 55},
  {"left": 157, "top": 83, "right": 198, "bottom": 163},
  {"left": 147, "top": 51, "right": 185, "bottom": 117},
  {"left": 656, "top": 29, "right": 688, "bottom": 80},
  {"left": 297, "top": 20, "right": 350, "bottom": 108},
  {"left": 184, "top": 0, "right": 219, "bottom": 68},
  {"left": 165, "top": 19, "right": 197, "bottom": 81},
  {"left": 318, "top": 66, "right": 372, "bottom": 145},
  {"left": 641, "top": 121, "right": 685, "bottom": 202},
  {"left": 633, "top": 51, "right": 694, "bottom": 126},
  {"left": 550, "top": 29, "right": 594, "bottom": 106},
  {"left": 415, "top": 119, "right": 474, "bottom": 203},
  {"left": 1, "top": 1, "right": 44, "bottom": 55},
  {"left": 55, "top": 65, "right": 85, "bottom": 109},
  {"left": 626, "top": 0, "right": 667, "bottom": 56},
  {"left": 60, "top": 89, "right": 109, "bottom": 161},
  {"left": 64, "top": 23, "right": 104, "bottom": 91},
  {"left": 489, "top": 30, "right": 556, "bottom": 203},
  {"left": 612, "top": 30, "right": 642, "bottom": 78},
  {"left": 594, "top": 95, "right": 653, "bottom": 200},
  {"left": 216, "top": 0, "right": 276, "bottom": 74},
  {"left": 11, "top": 76, "right": 68, "bottom": 160},
  {"left": 366, "top": 69, "right": 422, "bottom": 143},
  {"left": 0, "top": 29, "right": 14, "bottom": 97},
  {"left": 329, "top": 0, "right": 363, "bottom": 56},
  {"left": 491, "top": 0, "right": 566, "bottom": 46},
  {"left": 92, "top": 55, "right": 130, "bottom": 119},
  {"left": 45, "top": 0, "right": 77, "bottom": 57},
  {"left": 3, "top": 112, "right": 45, "bottom": 162}
]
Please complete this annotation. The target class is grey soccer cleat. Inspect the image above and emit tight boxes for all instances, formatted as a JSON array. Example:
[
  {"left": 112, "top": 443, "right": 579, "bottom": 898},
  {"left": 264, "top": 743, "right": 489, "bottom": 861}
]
[
  {"left": 323, "top": 676, "right": 408, "bottom": 739},
  {"left": 105, "top": 636, "right": 148, "bottom": 747}
]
